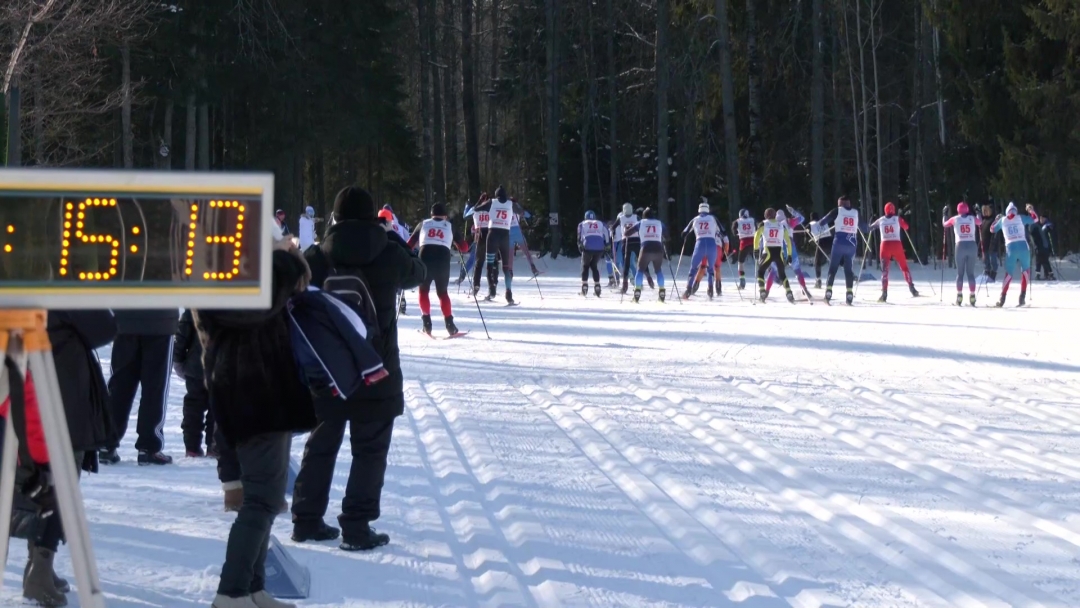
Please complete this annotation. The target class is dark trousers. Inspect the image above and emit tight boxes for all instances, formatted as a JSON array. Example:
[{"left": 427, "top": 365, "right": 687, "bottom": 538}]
[
  {"left": 181, "top": 376, "right": 214, "bottom": 453},
  {"left": 1036, "top": 248, "right": 1053, "bottom": 276},
  {"left": 107, "top": 334, "right": 173, "bottom": 453},
  {"left": 580, "top": 251, "right": 603, "bottom": 283},
  {"left": 470, "top": 230, "right": 490, "bottom": 290},
  {"left": 215, "top": 426, "right": 241, "bottom": 485},
  {"left": 757, "top": 247, "right": 788, "bottom": 284},
  {"left": 291, "top": 416, "right": 394, "bottom": 538},
  {"left": 29, "top": 451, "right": 84, "bottom": 552},
  {"left": 826, "top": 245, "right": 856, "bottom": 291},
  {"left": 218, "top": 432, "right": 290, "bottom": 598}
]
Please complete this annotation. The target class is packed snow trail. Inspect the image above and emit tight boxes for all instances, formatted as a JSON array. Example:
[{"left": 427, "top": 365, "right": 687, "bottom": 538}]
[{"left": 3, "top": 258, "right": 1080, "bottom": 607}]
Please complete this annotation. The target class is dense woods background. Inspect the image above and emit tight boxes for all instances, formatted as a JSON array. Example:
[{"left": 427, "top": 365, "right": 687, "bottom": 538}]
[{"left": 2, "top": 0, "right": 1078, "bottom": 256}]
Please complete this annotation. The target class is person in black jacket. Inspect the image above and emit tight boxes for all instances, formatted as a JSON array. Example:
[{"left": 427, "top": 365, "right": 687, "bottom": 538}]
[
  {"left": 11, "top": 310, "right": 116, "bottom": 607},
  {"left": 174, "top": 310, "right": 215, "bottom": 457},
  {"left": 291, "top": 186, "right": 426, "bottom": 551},
  {"left": 101, "top": 309, "right": 179, "bottom": 465},
  {"left": 196, "top": 235, "right": 316, "bottom": 608}
]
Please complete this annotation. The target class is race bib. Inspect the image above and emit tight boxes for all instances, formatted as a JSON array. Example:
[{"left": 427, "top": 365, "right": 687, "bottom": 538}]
[{"left": 419, "top": 219, "right": 453, "bottom": 248}]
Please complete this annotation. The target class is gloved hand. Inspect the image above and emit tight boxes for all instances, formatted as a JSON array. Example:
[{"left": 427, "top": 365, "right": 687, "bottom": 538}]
[{"left": 21, "top": 465, "right": 57, "bottom": 518}]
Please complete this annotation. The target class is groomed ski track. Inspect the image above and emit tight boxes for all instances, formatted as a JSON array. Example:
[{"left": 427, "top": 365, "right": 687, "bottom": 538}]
[{"left": 4, "top": 257, "right": 1080, "bottom": 607}]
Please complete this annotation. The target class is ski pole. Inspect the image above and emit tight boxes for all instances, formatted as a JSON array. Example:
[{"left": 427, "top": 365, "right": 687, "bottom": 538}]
[
  {"left": 455, "top": 247, "right": 491, "bottom": 339},
  {"left": 940, "top": 229, "right": 947, "bottom": 302},
  {"left": 853, "top": 230, "right": 872, "bottom": 298},
  {"left": 672, "top": 233, "right": 690, "bottom": 301},
  {"left": 726, "top": 254, "right": 745, "bottom": 302},
  {"left": 902, "top": 229, "right": 937, "bottom": 296},
  {"left": 1048, "top": 234, "right": 1065, "bottom": 280}
]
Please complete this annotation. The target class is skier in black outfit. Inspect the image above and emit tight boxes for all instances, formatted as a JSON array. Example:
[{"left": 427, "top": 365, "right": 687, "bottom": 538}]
[
  {"left": 173, "top": 310, "right": 215, "bottom": 457},
  {"left": 101, "top": 309, "right": 179, "bottom": 466},
  {"left": 470, "top": 186, "right": 527, "bottom": 303},
  {"left": 291, "top": 186, "right": 426, "bottom": 552}
]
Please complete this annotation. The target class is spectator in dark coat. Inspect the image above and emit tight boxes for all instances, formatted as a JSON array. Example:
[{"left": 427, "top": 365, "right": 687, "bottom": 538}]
[
  {"left": 1034, "top": 215, "right": 1056, "bottom": 279},
  {"left": 174, "top": 310, "right": 215, "bottom": 457},
  {"left": 10, "top": 310, "right": 116, "bottom": 606},
  {"left": 102, "top": 309, "right": 179, "bottom": 465},
  {"left": 291, "top": 185, "right": 425, "bottom": 551},
  {"left": 196, "top": 234, "right": 316, "bottom": 608}
]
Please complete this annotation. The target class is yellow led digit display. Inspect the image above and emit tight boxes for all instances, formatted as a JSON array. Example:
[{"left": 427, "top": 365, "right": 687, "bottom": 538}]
[
  {"left": 60, "top": 198, "right": 121, "bottom": 280},
  {"left": 202, "top": 200, "right": 246, "bottom": 281}
]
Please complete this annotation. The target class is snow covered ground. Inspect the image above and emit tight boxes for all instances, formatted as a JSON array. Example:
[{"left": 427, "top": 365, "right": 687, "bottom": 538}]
[{"left": 4, "top": 254, "right": 1080, "bottom": 607}]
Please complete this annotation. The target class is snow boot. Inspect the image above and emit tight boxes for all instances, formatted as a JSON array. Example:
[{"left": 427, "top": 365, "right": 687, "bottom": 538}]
[
  {"left": 340, "top": 526, "right": 391, "bottom": 552},
  {"left": 594, "top": 284, "right": 602, "bottom": 298},
  {"left": 421, "top": 315, "right": 433, "bottom": 335},
  {"left": 909, "top": 283, "right": 919, "bottom": 297},
  {"left": 24, "top": 546, "right": 67, "bottom": 607},
  {"left": 212, "top": 595, "right": 259, "bottom": 608},
  {"left": 878, "top": 289, "right": 887, "bottom": 303},
  {"left": 825, "top": 288, "right": 833, "bottom": 303},
  {"left": 223, "top": 481, "right": 243, "bottom": 512},
  {"left": 292, "top": 519, "right": 341, "bottom": 543},
  {"left": 251, "top": 591, "right": 297, "bottom": 608},
  {"left": 955, "top": 293, "right": 963, "bottom": 307},
  {"left": 633, "top": 288, "right": 642, "bottom": 303},
  {"left": 581, "top": 282, "right": 589, "bottom": 297},
  {"left": 186, "top": 448, "right": 206, "bottom": 458},
  {"left": 1018, "top": 291, "right": 1027, "bottom": 307},
  {"left": 969, "top": 294, "right": 977, "bottom": 307},
  {"left": 138, "top": 451, "right": 173, "bottom": 466},
  {"left": 24, "top": 540, "right": 69, "bottom": 594},
  {"left": 98, "top": 448, "right": 119, "bottom": 465},
  {"left": 845, "top": 290, "right": 854, "bottom": 306},
  {"left": 445, "top": 316, "right": 459, "bottom": 336},
  {"left": 658, "top": 288, "right": 667, "bottom": 302}
]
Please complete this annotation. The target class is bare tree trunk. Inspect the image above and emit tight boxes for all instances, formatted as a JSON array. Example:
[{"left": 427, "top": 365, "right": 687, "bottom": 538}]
[
  {"left": 841, "top": 0, "right": 864, "bottom": 206},
  {"left": 545, "top": 0, "right": 561, "bottom": 254},
  {"left": 656, "top": 0, "right": 671, "bottom": 225},
  {"left": 431, "top": 0, "right": 446, "bottom": 203},
  {"left": 198, "top": 103, "right": 210, "bottom": 170},
  {"left": 870, "top": 0, "right": 883, "bottom": 217},
  {"left": 418, "top": 0, "right": 434, "bottom": 206},
  {"left": 185, "top": 94, "right": 196, "bottom": 170},
  {"left": 462, "top": 0, "right": 481, "bottom": 200},
  {"left": 32, "top": 69, "right": 43, "bottom": 165},
  {"left": 931, "top": 0, "right": 945, "bottom": 147},
  {"left": 2, "top": 0, "right": 59, "bottom": 96},
  {"left": 121, "top": 43, "right": 133, "bottom": 168},
  {"left": 745, "top": 0, "right": 763, "bottom": 207},
  {"left": 912, "top": 1, "right": 929, "bottom": 259},
  {"left": 162, "top": 100, "right": 174, "bottom": 170},
  {"left": 5, "top": 84, "right": 19, "bottom": 167},
  {"left": 443, "top": 0, "right": 461, "bottom": 204},
  {"left": 856, "top": 0, "right": 872, "bottom": 211},
  {"left": 811, "top": 0, "right": 825, "bottom": 215},
  {"left": 486, "top": 0, "right": 500, "bottom": 181},
  {"left": 716, "top": 0, "right": 741, "bottom": 218},
  {"left": 606, "top": 0, "right": 618, "bottom": 217},
  {"left": 831, "top": 17, "right": 842, "bottom": 200}
]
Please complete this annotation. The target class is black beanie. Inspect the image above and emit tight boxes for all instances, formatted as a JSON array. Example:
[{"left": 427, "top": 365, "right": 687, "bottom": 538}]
[
  {"left": 642, "top": 207, "right": 654, "bottom": 219},
  {"left": 431, "top": 203, "right": 448, "bottom": 217},
  {"left": 333, "top": 186, "right": 376, "bottom": 221},
  {"left": 495, "top": 186, "right": 507, "bottom": 202}
]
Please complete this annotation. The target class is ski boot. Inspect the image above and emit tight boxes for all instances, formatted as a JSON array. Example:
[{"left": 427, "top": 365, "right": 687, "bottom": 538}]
[
  {"left": 421, "top": 315, "right": 432, "bottom": 335},
  {"left": 785, "top": 289, "right": 795, "bottom": 304},
  {"left": 909, "top": 284, "right": 919, "bottom": 297},
  {"left": 715, "top": 279, "right": 723, "bottom": 296},
  {"left": 682, "top": 288, "right": 692, "bottom": 301},
  {"left": 825, "top": 288, "right": 833, "bottom": 303},
  {"left": 658, "top": 288, "right": 667, "bottom": 302},
  {"left": 445, "top": 316, "right": 459, "bottom": 337},
  {"left": 633, "top": 288, "right": 642, "bottom": 303},
  {"left": 878, "top": 289, "right": 888, "bottom": 303},
  {"left": 814, "top": 278, "right": 822, "bottom": 289},
  {"left": 594, "top": 284, "right": 602, "bottom": 298},
  {"left": 486, "top": 286, "right": 497, "bottom": 301},
  {"left": 738, "top": 276, "right": 746, "bottom": 290},
  {"left": 1018, "top": 291, "right": 1027, "bottom": 307},
  {"left": 969, "top": 294, "right": 976, "bottom": 307},
  {"left": 845, "top": 290, "right": 854, "bottom": 306},
  {"left": 581, "top": 282, "right": 589, "bottom": 297},
  {"left": 505, "top": 290, "right": 515, "bottom": 305},
  {"left": 707, "top": 284, "right": 715, "bottom": 300},
  {"left": 471, "top": 285, "right": 480, "bottom": 298},
  {"left": 995, "top": 293, "right": 1006, "bottom": 308},
  {"left": 955, "top": 293, "right": 963, "bottom": 307},
  {"left": 758, "top": 289, "right": 768, "bottom": 303}
]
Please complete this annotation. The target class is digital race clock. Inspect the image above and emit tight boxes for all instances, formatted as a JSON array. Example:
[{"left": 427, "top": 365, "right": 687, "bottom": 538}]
[{"left": 0, "top": 169, "right": 274, "bottom": 309}]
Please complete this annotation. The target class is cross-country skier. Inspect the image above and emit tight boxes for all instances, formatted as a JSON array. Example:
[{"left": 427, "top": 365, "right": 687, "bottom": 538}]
[
  {"left": 754, "top": 208, "right": 796, "bottom": 303},
  {"left": 625, "top": 207, "right": 668, "bottom": 302},
  {"left": 808, "top": 211, "right": 833, "bottom": 288},
  {"left": 408, "top": 204, "right": 469, "bottom": 336},
  {"left": 942, "top": 201, "right": 981, "bottom": 306},
  {"left": 732, "top": 209, "right": 756, "bottom": 290},
  {"left": 682, "top": 200, "right": 723, "bottom": 300},
  {"left": 990, "top": 202, "right": 1038, "bottom": 307},
  {"left": 578, "top": 211, "right": 609, "bottom": 297},
  {"left": 816, "top": 195, "right": 865, "bottom": 305},
  {"left": 509, "top": 206, "right": 540, "bottom": 278},
  {"left": 457, "top": 193, "right": 489, "bottom": 286},
  {"left": 471, "top": 186, "right": 527, "bottom": 303},
  {"left": 613, "top": 204, "right": 648, "bottom": 293},
  {"left": 867, "top": 202, "right": 919, "bottom": 303},
  {"left": 764, "top": 207, "right": 811, "bottom": 299},
  {"left": 690, "top": 221, "right": 731, "bottom": 296}
]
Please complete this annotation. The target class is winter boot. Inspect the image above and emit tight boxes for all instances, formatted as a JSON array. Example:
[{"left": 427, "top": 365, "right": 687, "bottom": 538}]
[
  {"left": 658, "top": 288, "right": 667, "bottom": 302},
  {"left": 23, "top": 546, "right": 67, "bottom": 607},
  {"left": 138, "top": 451, "right": 173, "bottom": 465},
  {"left": 995, "top": 293, "right": 1007, "bottom": 308},
  {"left": 814, "top": 278, "right": 822, "bottom": 289},
  {"left": 581, "top": 282, "right": 589, "bottom": 297},
  {"left": 251, "top": 591, "right": 297, "bottom": 608},
  {"left": 505, "top": 290, "right": 515, "bottom": 305},
  {"left": 633, "top": 288, "right": 642, "bottom": 303},
  {"left": 421, "top": 315, "right": 433, "bottom": 335},
  {"left": 1018, "top": 291, "right": 1027, "bottom": 307},
  {"left": 211, "top": 595, "right": 259, "bottom": 608},
  {"left": 340, "top": 525, "right": 391, "bottom": 551},
  {"left": 955, "top": 293, "right": 963, "bottom": 307},
  {"left": 909, "top": 283, "right": 919, "bottom": 297},
  {"left": 24, "top": 540, "right": 69, "bottom": 594},
  {"left": 878, "top": 289, "right": 887, "bottom": 303},
  {"left": 969, "top": 294, "right": 977, "bottom": 307},
  {"left": 223, "top": 481, "right": 243, "bottom": 512},
  {"left": 292, "top": 519, "right": 341, "bottom": 543},
  {"left": 845, "top": 290, "right": 854, "bottom": 306},
  {"left": 445, "top": 316, "right": 459, "bottom": 336},
  {"left": 98, "top": 448, "right": 119, "bottom": 465},
  {"left": 594, "top": 284, "right": 602, "bottom": 298},
  {"left": 186, "top": 448, "right": 206, "bottom": 458},
  {"left": 825, "top": 288, "right": 833, "bottom": 303}
]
